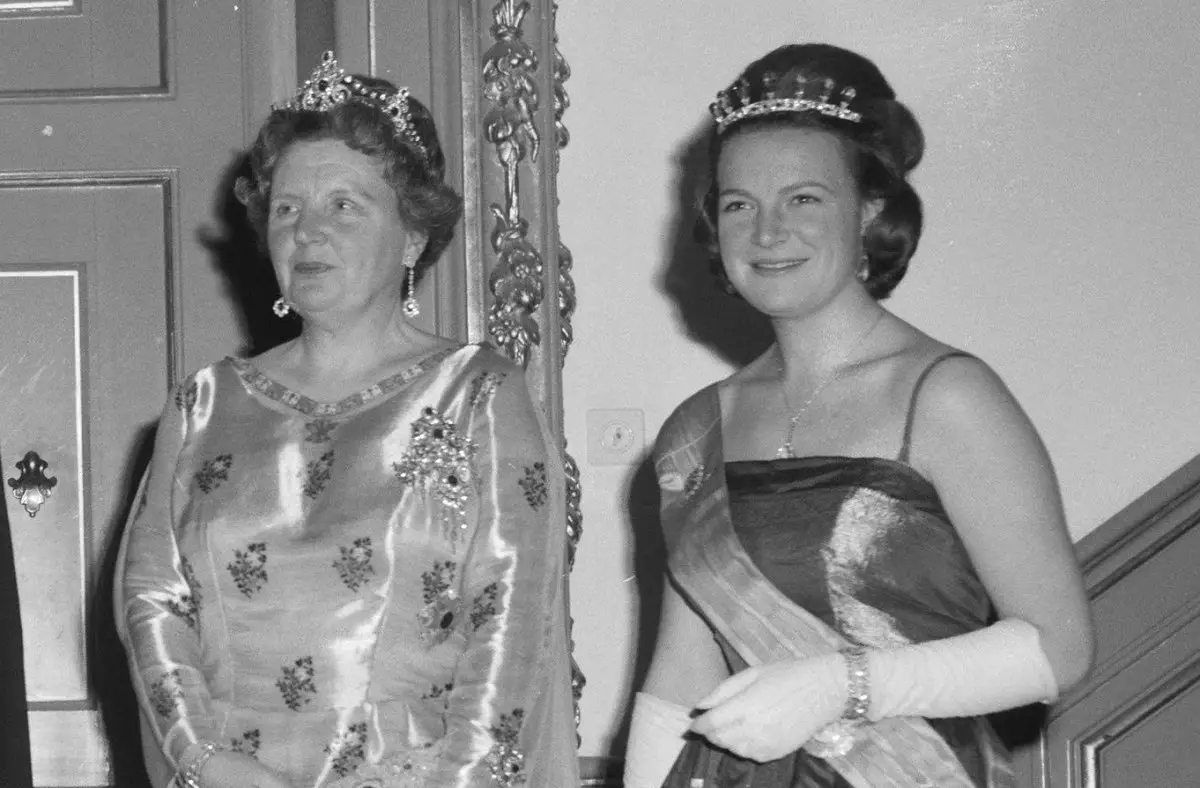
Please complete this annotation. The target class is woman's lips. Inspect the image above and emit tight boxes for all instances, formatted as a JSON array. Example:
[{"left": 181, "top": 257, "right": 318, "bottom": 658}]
[
  {"left": 293, "top": 261, "right": 332, "bottom": 274},
  {"left": 750, "top": 258, "right": 806, "bottom": 273}
]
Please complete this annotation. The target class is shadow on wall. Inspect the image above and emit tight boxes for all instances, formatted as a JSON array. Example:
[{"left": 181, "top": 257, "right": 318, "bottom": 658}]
[
  {"left": 658, "top": 120, "right": 774, "bottom": 369},
  {"left": 608, "top": 121, "right": 775, "bottom": 758},
  {"left": 91, "top": 424, "right": 156, "bottom": 788},
  {"left": 200, "top": 151, "right": 302, "bottom": 358},
  {"left": 607, "top": 450, "right": 665, "bottom": 758}
]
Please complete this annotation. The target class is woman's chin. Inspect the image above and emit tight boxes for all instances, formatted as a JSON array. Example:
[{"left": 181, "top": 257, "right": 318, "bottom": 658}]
[{"left": 288, "top": 290, "right": 342, "bottom": 316}]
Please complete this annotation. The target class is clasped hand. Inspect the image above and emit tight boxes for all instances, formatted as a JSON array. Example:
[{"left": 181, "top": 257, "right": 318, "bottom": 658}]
[{"left": 688, "top": 653, "right": 847, "bottom": 763}]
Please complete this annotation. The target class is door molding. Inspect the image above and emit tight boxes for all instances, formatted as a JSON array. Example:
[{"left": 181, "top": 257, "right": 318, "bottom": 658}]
[{"left": 1013, "top": 453, "right": 1200, "bottom": 786}]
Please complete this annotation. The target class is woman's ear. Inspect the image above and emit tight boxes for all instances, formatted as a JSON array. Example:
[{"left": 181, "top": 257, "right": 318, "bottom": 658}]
[
  {"left": 405, "top": 231, "right": 429, "bottom": 266},
  {"left": 861, "top": 198, "right": 884, "bottom": 232}
]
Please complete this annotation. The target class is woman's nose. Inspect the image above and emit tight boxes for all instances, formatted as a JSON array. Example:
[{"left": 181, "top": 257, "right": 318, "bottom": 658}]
[
  {"left": 755, "top": 208, "right": 788, "bottom": 246},
  {"left": 293, "top": 209, "right": 328, "bottom": 244}
]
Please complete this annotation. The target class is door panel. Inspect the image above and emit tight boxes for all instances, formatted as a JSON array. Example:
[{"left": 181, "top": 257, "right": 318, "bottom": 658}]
[
  {"left": 0, "top": 1, "right": 163, "bottom": 97},
  {"left": 0, "top": 266, "right": 87, "bottom": 703},
  {"left": 0, "top": 2, "right": 252, "bottom": 785}
]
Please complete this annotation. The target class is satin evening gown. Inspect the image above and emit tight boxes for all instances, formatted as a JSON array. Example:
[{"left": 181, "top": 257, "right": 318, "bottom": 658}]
[{"left": 117, "top": 343, "right": 577, "bottom": 788}]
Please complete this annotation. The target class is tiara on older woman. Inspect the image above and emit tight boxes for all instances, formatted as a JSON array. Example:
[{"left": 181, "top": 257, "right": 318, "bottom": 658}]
[
  {"left": 710, "top": 72, "right": 862, "bottom": 133},
  {"left": 283, "top": 50, "right": 427, "bottom": 159}
]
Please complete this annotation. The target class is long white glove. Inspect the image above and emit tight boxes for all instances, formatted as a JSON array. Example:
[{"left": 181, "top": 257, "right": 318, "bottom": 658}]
[
  {"left": 624, "top": 692, "right": 692, "bottom": 788},
  {"left": 866, "top": 618, "right": 1059, "bottom": 721}
]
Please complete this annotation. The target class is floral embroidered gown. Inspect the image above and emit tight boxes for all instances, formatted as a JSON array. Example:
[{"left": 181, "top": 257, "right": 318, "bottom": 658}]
[{"left": 116, "top": 343, "right": 578, "bottom": 788}]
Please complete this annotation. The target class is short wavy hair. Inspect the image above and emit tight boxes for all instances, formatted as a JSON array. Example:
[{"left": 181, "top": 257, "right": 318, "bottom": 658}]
[
  {"left": 696, "top": 43, "right": 925, "bottom": 300},
  {"left": 235, "top": 75, "right": 463, "bottom": 286}
]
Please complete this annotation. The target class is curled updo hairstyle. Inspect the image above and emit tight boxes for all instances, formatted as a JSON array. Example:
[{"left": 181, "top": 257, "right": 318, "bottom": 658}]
[
  {"left": 697, "top": 43, "right": 925, "bottom": 300},
  {"left": 236, "top": 75, "right": 463, "bottom": 283}
]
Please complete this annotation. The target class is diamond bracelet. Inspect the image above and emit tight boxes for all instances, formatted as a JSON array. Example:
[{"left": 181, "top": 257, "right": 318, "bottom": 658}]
[
  {"left": 841, "top": 646, "right": 871, "bottom": 722},
  {"left": 176, "top": 740, "right": 224, "bottom": 788}
]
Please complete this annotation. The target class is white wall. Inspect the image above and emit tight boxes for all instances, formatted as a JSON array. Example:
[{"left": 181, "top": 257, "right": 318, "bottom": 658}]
[{"left": 558, "top": 0, "right": 1200, "bottom": 758}]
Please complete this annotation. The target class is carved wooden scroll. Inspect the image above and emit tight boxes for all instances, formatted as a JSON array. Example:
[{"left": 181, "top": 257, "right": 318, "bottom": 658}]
[{"left": 477, "top": 0, "right": 586, "bottom": 738}]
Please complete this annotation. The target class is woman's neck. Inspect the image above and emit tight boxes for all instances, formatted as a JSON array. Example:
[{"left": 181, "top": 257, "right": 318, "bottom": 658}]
[
  {"left": 289, "top": 301, "right": 426, "bottom": 381},
  {"left": 770, "top": 296, "right": 887, "bottom": 380}
]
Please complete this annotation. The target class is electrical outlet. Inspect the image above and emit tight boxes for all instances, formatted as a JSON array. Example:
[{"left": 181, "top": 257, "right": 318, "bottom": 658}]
[{"left": 586, "top": 408, "right": 645, "bottom": 466}]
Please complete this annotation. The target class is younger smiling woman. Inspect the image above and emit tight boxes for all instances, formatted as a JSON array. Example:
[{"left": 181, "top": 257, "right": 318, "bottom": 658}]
[{"left": 625, "top": 44, "right": 1094, "bottom": 788}]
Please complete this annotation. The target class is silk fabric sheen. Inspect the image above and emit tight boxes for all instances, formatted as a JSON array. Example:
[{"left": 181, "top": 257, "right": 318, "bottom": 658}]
[
  {"left": 116, "top": 344, "right": 577, "bottom": 788},
  {"left": 654, "top": 384, "right": 1013, "bottom": 788}
]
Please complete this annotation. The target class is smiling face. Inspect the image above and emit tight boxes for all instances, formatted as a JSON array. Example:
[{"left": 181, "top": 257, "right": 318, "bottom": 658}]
[
  {"left": 716, "top": 126, "right": 879, "bottom": 319},
  {"left": 267, "top": 139, "right": 425, "bottom": 321}
]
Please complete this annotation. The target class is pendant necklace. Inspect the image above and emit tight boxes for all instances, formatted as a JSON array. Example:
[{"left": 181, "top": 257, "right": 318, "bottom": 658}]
[{"left": 776, "top": 313, "right": 886, "bottom": 459}]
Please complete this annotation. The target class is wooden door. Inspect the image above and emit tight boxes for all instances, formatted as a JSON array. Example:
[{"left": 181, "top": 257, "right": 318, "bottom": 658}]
[{"left": 0, "top": 2, "right": 288, "bottom": 785}]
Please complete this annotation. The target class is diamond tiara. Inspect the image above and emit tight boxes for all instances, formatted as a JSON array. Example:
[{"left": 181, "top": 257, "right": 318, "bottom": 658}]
[
  {"left": 283, "top": 50, "right": 427, "bottom": 160},
  {"left": 710, "top": 73, "right": 861, "bottom": 133}
]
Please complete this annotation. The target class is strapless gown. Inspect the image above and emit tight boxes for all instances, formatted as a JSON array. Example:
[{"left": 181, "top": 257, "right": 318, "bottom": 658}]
[{"left": 664, "top": 456, "right": 1012, "bottom": 787}]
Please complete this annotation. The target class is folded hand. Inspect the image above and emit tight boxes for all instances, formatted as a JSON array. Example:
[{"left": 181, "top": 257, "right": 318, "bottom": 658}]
[{"left": 688, "top": 653, "right": 847, "bottom": 763}]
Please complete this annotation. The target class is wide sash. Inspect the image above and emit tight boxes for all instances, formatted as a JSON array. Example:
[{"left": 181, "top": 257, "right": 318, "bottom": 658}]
[{"left": 658, "top": 386, "right": 986, "bottom": 788}]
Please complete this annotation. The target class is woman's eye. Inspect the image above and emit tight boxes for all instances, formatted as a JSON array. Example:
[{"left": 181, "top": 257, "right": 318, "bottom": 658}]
[
  {"left": 270, "top": 203, "right": 295, "bottom": 219},
  {"left": 334, "top": 198, "right": 356, "bottom": 211},
  {"left": 720, "top": 200, "right": 749, "bottom": 214},
  {"left": 790, "top": 193, "right": 819, "bottom": 205}
]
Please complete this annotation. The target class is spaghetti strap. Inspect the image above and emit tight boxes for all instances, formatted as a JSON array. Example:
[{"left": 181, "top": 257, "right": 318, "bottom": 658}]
[{"left": 897, "top": 351, "right": 976, "bottom": 463}]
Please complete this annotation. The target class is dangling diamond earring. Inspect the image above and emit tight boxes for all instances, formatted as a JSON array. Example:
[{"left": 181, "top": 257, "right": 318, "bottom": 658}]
[
  {"left": 857, "top": 252, "right": 871, "bottom": 283},
  {"left": 402, "top": 263, "right": 420, "bottom": 317},
  {"left": 273, "top": 297, "right": 292, "bottom": 318}
]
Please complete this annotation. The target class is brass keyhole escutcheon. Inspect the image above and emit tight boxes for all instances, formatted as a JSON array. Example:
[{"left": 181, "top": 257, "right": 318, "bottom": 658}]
[{"left": 7, "top": 450, "right": 57, "bottom": 518}]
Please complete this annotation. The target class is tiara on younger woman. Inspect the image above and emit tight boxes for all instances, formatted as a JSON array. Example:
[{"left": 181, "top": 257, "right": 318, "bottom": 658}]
[
  {"left": 710, "top": 72, "right": 862, "bottom": 133},
  {"left": 283, "top": 50, "right": 427, "bottom": 159}
]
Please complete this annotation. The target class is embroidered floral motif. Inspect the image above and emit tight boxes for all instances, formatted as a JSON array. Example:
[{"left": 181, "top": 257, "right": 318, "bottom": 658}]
[
  {"left": 230, "top": 728, "right": 261, "bottom": 756},
  {"left": 166, "top": 556, "right": 202, "bottom": 629},
  {"left": 325, "top": 721, "right": 369, "bottom": 777},
  {"left": 305, "top": 419, "right": 337, "bottom": 443},
  {"left": 324, "top": 744, "right": 437, "bottom": 788},
  {"left": 418, "top": 560, "right": 461, "bottom": 647},
  {"left": 420, "top": 681, "right": 454, "bottom": 701},
  {"left": 470, "top": 582, "right": 500, "bottom": 631},
  {"left": 276, "top": 656, "right": 317, "bottom": 710},
  {"left": 228, "top": 542, "right": 268, "bottom": 598},
  {"left": 174, "top": 381, "right": 199, "bottom": 413},
  {"left": 683, "top": 465, "right": 709, "bottom": 497},
  {"left": 485, "top": 709, "right": 527, "bottom": 786},
  {"left": 149, "top": 669, "right": 184, "bottom": 719},
  {"left": 333, "top": 537, "right": 375, "bottom": 591},
  {"left": 393, "top": 407, "right": 477, "bottom": 544},
  {"left": 194, "top": 454, "right": 233, "bottom": 494},
  {"left": 303, "top": 450, "right": 336, "bottom": 499},
  {"left": 468, "top": 371, "right": 507, "bottom": 409},
  {"left": 518, "top": 462, "right": 548, "bottom": 510}
]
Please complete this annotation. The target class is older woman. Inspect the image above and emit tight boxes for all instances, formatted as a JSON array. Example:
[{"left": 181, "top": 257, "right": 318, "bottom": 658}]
[
  {"left": 626, "top": 44, "right": 1094, "bottom": 787},
  {"left": 116, "top": 52, "right": 577, "bottom": 788}
]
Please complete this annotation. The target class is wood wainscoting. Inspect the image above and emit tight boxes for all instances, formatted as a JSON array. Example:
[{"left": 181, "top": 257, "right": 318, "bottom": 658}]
[{"left": 1014, "top": 453, "right": 1200, "bottom": 787}]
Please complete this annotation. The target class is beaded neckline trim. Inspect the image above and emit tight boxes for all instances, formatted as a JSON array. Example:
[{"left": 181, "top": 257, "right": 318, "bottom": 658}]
[{"left": 229, "top": 347, "right": 458, "bottom": 417}]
